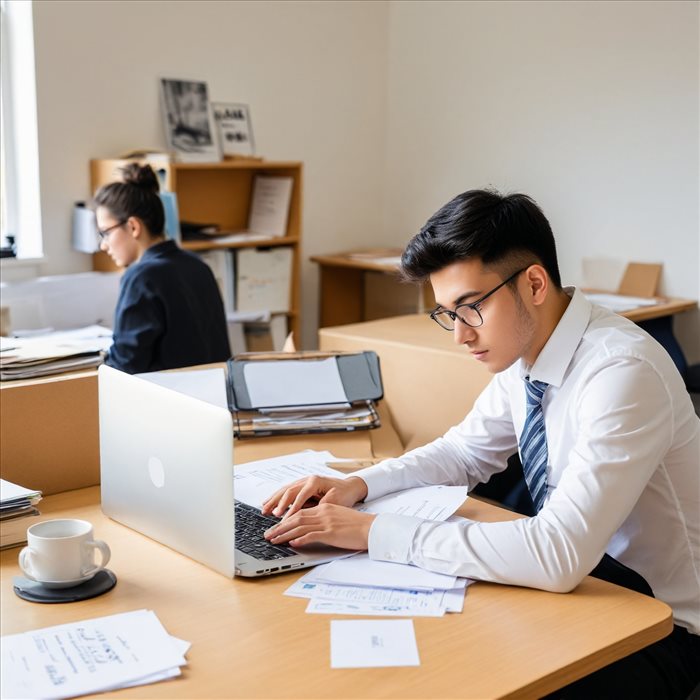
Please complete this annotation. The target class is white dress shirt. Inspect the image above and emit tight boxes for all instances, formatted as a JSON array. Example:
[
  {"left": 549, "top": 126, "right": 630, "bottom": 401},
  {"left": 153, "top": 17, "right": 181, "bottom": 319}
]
[{"left": 354, "top": 288, "right": 700, "bottom": 634}]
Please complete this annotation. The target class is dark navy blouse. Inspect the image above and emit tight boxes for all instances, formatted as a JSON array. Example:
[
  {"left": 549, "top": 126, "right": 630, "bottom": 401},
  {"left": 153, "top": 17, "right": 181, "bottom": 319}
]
[{"left": 106, "top": 240, "right": 230, "bottom": 374}]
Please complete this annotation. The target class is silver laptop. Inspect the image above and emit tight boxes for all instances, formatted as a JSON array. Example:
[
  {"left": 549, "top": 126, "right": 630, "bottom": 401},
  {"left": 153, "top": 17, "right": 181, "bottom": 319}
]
[{"left": 98, "top": 365, "right": 350, "bottom": 578}]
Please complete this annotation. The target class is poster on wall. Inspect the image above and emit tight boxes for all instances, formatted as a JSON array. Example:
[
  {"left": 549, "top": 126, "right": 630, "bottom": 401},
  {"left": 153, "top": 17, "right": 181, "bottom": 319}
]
[
  {"left": 160, "top": 78, "right": 221, "bottom": 162},
  {"left": 211, "top": 102, "right": 256, "bottom": 158}
]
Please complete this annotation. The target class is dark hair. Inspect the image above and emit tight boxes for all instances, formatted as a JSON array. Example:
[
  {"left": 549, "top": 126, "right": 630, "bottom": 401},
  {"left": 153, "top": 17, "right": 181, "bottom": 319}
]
[
  {"left": 92, "top": 163, "right": 165, "bottom": 236},
  {"left": 401, "top": 189, "right": 562, "bottom": 288}
]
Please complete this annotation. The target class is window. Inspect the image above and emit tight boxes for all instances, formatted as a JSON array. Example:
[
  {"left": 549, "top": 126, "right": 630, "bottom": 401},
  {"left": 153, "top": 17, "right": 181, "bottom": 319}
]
[{"left": 0, "top": 0, "right": 42, "bottom": 260}]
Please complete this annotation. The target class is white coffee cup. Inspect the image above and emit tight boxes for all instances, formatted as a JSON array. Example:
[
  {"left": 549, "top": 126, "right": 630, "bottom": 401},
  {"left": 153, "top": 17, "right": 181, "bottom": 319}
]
[{"left": 19, "top": 519, "right": 111, "bottom": 588}]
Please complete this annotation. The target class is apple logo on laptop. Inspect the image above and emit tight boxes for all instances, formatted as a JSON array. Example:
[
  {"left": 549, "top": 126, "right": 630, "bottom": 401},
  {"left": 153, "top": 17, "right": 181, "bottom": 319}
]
[{"left": 148, "top": 456, "right": 166, "bottom": 488}]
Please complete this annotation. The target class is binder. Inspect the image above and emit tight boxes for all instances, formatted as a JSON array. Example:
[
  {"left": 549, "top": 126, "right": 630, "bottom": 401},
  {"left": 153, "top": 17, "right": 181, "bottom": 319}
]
[{"left": 226, "top": 351, "right": 383, "bottom": 438}]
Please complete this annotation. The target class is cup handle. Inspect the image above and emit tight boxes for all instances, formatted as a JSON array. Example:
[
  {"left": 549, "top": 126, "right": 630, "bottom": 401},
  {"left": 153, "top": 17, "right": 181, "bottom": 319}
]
[
  {"left": 81, "top": 539, "right": 111, "bottom": 577},
  {"left": 18, "top": 547, "right": 38, "bottom": 581}
]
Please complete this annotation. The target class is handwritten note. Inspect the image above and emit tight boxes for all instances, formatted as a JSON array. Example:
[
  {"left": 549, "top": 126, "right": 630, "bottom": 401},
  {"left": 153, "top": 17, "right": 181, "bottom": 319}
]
[{"left": 1, "top": 609, "right": 188, "bottom": 699}]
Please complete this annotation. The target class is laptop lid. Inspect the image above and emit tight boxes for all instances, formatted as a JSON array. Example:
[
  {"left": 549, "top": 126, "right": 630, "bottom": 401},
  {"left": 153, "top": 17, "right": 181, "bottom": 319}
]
[{"left": 99, "top": 365, "right": 236, "bottom": 578}]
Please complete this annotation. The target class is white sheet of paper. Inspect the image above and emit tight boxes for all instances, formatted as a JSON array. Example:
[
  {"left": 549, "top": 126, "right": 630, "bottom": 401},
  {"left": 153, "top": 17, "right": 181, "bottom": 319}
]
[
  {"left": 243, "top": 357, "right": 348, "bottom": 408},
  {"left": 137, "top": 368, "right": 229, "bottom": 409},
  {"left": 357, "top": 485, "right": 468, "bottom": 521},
  {"left": 583, "top": 292, "right": 657, "bottom": 312},
  {"left": 307, "top": 598, "right": 445, "bottom": 617},
  {"left": 330, "top": 619, "right": 420, "bottom": 668},
  {"left": 0, "top": 609, "right": 188, "bottom": 700},
  {"left": 233, "top": 450, "right": 346, "bottom": 507},
  {"left": 287, "top": 577, "right": 447, "bottom": 615},
  {"left": 308, "top": 554, "right": 458, "bottom": 591}
]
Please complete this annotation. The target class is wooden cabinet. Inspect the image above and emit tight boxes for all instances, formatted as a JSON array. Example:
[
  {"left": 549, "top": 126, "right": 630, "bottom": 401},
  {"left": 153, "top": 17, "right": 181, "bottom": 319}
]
[{"left": 89, "top": 158, "right": 303, "bottom": 343}]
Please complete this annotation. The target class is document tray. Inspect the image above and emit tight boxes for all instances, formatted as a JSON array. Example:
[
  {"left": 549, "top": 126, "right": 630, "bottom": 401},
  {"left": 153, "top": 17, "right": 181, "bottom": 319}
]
[{"left": 226, "top": 351, "right": 383, "bottom": 410}]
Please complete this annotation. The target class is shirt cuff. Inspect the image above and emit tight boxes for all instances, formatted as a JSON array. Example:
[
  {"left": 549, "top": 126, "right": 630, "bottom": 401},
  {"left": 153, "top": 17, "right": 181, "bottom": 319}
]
[
  {"left": 352, "top": 460, "right": 405, "bottom": 501},
  {"left": 367, "top": 513, "right": 424, "bottom": 564}
]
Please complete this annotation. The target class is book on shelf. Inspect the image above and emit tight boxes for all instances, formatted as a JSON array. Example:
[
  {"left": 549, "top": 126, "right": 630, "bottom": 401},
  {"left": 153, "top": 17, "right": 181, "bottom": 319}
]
[
  {"left": 235, "top": 247, "right": 292, "bottom": 314},
  {"left": 197, "top": 249, "right": 235, "bottom": 313},
  {"left": 247, "top": 175, "right": 293, "bottom": 238},
  {"left": 1, "top": 479, "right": 43, "bottom": 549}
]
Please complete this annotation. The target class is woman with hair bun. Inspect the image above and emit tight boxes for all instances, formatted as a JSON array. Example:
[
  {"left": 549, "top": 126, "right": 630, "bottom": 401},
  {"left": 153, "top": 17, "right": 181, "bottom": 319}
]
[{"left": 93, "top": 163, "right": 230, "bottom": 374}]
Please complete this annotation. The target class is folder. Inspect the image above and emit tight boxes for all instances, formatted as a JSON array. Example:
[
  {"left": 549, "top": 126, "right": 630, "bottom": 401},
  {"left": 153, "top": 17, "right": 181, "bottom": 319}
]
[{"left": 226, "top": 351, "right": 383, "bottom": 438}]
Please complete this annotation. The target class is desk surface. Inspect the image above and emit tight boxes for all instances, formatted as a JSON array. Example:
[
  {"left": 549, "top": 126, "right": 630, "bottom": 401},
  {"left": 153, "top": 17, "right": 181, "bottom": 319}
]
[{"left": 1, "top": 488, "right": 672, "bottom": 700}]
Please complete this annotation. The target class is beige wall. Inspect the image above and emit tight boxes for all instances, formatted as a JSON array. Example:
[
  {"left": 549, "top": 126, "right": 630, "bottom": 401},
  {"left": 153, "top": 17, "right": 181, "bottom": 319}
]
[
  {"left": 17, "top": 0, "right": 700, "bottom": 359},
  {"left": 30, "top": 0, "right": 389, "bottom": 347},
  {"left": 383, "top": 0, "right": 699, "bottom": 360}
]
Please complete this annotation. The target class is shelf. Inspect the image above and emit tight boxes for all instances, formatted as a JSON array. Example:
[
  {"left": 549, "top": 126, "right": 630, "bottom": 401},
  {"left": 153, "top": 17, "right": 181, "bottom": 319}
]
[
  {"left": 90, "top": 158, "right": 303, "bottom": 346},
  {"left": 182, "top": 236, "right": 299, "bottom": 252}
]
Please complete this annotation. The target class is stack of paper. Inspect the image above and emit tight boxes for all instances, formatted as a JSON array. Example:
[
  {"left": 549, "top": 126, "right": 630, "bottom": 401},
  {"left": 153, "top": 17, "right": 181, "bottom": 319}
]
[
  {"left": 1, "top": 609, "right": 189, "bottom": 699},
  {"left": 0, "top": 479, "right": 42, "bottom": 550},
  {"left": 0, "top": 325, "right": 112, "bottom": 381},
  {"left": 286, "top": 561, "right": 472, "bottom": 617},
  {"left": 583, "top": 292, "right": 658, "bottom": 313}
]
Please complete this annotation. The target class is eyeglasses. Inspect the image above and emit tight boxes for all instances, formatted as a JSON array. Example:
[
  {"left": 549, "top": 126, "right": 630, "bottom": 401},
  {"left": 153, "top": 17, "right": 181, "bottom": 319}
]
[
  {"left": 96, "top": 220, "right": 126, "bottom": 241},
  {"left": 429, "top": 267, "right": 528, "bottom": 330}
]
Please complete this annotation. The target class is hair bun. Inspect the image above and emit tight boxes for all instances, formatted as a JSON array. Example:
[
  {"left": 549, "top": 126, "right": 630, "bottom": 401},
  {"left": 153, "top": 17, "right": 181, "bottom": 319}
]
[{"left": 120, "top": 163, "right": 160, "bottom": 194}]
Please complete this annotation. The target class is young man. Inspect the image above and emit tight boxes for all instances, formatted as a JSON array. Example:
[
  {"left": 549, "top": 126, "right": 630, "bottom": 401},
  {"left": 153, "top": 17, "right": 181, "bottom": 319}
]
[{"left": 263, "top": 189, "right": 699, "bottom": 697}]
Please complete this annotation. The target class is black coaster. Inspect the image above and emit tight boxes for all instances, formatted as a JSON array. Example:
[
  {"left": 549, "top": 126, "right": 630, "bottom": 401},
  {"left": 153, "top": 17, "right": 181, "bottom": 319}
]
[{"left": 13, "top": 569, "right": 117, "bottom": 603}]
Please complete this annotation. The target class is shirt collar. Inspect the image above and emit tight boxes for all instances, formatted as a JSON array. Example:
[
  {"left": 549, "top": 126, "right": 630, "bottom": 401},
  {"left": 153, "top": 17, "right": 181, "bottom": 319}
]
[
  {"left": 140, "top": 239, "right": 176, "bottom": 262},
  {"left": 518, "top": 286, "right": 592, "bottom": 387}
]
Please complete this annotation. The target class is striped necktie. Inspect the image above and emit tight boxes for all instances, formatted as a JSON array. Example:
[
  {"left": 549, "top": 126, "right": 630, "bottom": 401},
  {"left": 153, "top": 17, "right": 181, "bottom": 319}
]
[{"left": 519, "top": 377, "right": 550, "bottom": 512}]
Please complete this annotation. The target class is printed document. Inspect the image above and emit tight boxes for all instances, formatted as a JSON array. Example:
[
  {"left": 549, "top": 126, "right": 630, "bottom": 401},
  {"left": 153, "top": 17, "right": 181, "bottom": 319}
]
[
  {"left": 330, "top": 619, "right": 420, "bottom": 668},
  {"left": 1, "top": 609, "right": 188, "bottom": 699}
]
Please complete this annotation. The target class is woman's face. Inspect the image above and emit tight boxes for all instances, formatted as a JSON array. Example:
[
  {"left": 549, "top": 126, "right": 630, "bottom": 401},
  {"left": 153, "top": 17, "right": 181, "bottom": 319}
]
[{"left": 96, "top": 207, "right": 138, "bottom": 267}]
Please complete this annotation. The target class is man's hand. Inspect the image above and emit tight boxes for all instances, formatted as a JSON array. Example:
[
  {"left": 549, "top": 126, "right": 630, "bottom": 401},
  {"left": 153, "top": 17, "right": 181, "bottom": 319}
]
[
  {"left": 264, "top": 503, "right": 375, "bottom": 551},
  {"left": 261, "top": 475, "right": 368, "bottom": 519}
]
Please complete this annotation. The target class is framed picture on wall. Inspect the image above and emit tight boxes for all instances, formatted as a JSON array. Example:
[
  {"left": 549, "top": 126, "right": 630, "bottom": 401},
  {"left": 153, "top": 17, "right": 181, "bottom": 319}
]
[
  {"left": 160, "top": 78, "right": 221, "bottom": 162},
  {"left": 211, "top": 102, "right": 256, "bottom": 158}
]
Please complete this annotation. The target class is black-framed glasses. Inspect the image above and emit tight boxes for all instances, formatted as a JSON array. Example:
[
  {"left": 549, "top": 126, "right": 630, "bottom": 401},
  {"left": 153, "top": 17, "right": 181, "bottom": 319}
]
[
  {"left": 96, "top": 220, "right": 126, "bottom": 241},
  {"left": 430, "top": 267, "right": 528, "bottom": 330}
]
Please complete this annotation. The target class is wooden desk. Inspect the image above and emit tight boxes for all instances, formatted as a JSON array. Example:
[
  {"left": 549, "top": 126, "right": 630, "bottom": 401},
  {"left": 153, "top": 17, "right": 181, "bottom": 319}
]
[
  {"left": 310, "top": 250, "right": 435, "bottom": 328},
  {"left": 1, "top": 487, "right": 672, "bottom": 699},
  {"left": 311, "top": 250, "right": 697, "bottom": 328}
]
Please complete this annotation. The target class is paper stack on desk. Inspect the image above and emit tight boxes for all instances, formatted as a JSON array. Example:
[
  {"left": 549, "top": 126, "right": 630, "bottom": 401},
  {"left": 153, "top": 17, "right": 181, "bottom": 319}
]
[
  {"left": 1, "top": 609, "right": 189, "bottom": 699},
  {"left": 0, "top": 325, "right": 112, "bottom": 381},
  {"left": 286, "top": 561, "right": 472, "bottom": 617},
  {"left": 0, "top": 479, "right": 43, "bottom": 550}
]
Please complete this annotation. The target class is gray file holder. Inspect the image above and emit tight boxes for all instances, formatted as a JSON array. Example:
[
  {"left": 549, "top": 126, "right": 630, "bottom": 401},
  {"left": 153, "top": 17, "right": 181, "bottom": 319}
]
[{"left": 227, "top": 351, "right": 383, "bottom": 411}]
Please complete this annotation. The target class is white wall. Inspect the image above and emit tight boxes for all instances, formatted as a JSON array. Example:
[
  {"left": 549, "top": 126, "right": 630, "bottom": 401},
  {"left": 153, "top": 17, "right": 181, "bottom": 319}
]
[
  {"left": 383, "top": 0, "right": 699, "bottom": 361},
  {"left": 29, "top": 0, "right": 389, "bottom": 347},
  {"left": 16, "top": 0, "right": 700, "bottom": 359}
]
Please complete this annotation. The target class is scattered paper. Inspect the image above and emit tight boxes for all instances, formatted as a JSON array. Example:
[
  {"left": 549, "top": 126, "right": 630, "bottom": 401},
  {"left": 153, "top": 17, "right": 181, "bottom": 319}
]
[
  {"left": 358, "top": 484, "right": 468, "bottom": 521},
  {"left": 0, "top": 609, "right": 188, "bottom": 699},
  {"left": 583, "top": 292, "right": 658, "bottom": 312},
  {"left": 307, "top": 555, "right": 458, "bottom": 591},
  {"left": 330, "top": 619, "right": 420, "bottom": 668},
  {"left": 233, "top": 450, "right": 347, "bottom": 507}
]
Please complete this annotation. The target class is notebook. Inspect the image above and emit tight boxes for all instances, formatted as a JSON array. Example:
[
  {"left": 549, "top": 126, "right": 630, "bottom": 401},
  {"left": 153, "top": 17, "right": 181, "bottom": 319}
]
[{"left": 98, "top": 365, "right": 352, "bottom": 577}]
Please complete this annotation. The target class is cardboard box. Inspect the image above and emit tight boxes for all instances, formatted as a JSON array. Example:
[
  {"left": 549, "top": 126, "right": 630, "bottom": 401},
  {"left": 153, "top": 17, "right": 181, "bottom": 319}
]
[
  {"left": 319, "top": 314, "right": 492, "bottom": 451},
  {"left": 0, "top": 371, "right": 101, "bottom": 495}
]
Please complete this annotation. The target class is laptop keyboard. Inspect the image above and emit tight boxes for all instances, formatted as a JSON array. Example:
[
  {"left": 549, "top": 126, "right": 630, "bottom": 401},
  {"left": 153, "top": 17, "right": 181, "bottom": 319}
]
[{"left": 234, "top": 501, "right": 297, "bottom": 561}]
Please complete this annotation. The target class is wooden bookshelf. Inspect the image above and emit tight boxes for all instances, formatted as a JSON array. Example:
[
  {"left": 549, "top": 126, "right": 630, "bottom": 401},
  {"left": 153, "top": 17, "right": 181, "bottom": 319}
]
[{"left": 89, "top": 158, "right": 303, "bottom": 343}]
